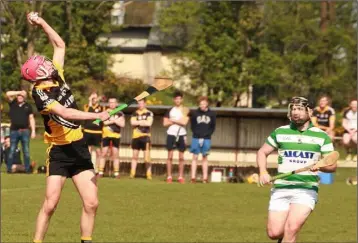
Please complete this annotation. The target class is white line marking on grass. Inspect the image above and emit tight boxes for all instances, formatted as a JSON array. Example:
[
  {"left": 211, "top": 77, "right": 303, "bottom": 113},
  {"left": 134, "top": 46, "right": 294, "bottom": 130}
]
[{"left": 1, "top": 186, "right": 45, "bottom": 193}]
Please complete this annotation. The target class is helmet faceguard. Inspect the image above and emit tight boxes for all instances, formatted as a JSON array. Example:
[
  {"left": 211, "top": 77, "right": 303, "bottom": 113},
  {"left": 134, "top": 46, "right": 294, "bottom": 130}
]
[
  {"left": 287, "top": 96, "right": 313, "bottom": 126},
  {"left": 21, "top": 55, "right": 58, "bottom": 82}
]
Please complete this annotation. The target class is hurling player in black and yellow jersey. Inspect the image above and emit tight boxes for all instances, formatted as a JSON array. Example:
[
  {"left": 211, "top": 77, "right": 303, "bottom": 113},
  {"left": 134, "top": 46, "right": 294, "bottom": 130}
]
[
  {"left": 83, "top": 92, "right": 104, "bottom": 171},
  {"left": 311, "top": 95, "right": 336, "bottom": 140},
  {"left": 21, "top": 12, "right": 109, "bottom": 243},
  {"left": 130, "top": 99, "right": 154, "bottom": 179},
  {"left": 97, "top": 98, "right": 125, "bottom": 179}
]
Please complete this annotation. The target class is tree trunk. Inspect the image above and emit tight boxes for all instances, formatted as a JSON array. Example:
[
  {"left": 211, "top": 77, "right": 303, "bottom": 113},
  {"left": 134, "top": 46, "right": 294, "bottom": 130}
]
[
  {"left": 329, "top": 1, "right": 335, "bottom": 23},
  {"left": 320, "top": 1, "right": 328, "bottom": 32}
]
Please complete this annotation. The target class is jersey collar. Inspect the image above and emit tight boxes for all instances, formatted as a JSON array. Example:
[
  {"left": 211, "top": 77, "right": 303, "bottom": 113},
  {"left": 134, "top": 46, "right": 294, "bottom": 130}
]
[{"left": 290, "top": 122, "right": 314, "bottom": 131}]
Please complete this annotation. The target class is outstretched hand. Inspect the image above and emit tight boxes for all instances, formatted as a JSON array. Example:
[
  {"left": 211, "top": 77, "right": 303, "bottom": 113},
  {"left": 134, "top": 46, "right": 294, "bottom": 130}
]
[{"left": 27, "top": 12, "right": 43, "bottom": 26}]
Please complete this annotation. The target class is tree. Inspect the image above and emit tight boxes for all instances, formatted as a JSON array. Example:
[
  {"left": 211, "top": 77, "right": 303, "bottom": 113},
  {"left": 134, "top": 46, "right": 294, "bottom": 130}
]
[
  {"left": 158, "top": 1, "right": 356, "bottom": 109},
  {"left": 158, "top": 1, "right": 264, "bottom": 105},
  {"left": 1, "top": 1, "right": 115, "bottom": 105}
]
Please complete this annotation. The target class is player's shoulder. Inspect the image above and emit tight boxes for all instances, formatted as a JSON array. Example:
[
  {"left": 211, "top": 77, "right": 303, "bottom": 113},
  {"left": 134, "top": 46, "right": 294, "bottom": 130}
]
[
  {"left": 146, "top": 109, "right": 154, "bottom": 116},
  {"left": 327, "top": 106, "right": 335, "bottom": 114},
  {"left": 274, "top": 124, "right": 291, "bottom": 132},
  {"left": 308, "top": 126, "right": 326, "bottom": 134},
  {"left": 32, "top": 86, "right": 51, "bottom": 100},
  {"left": 313, "top": 106, "right": 320, "bottom": 112},
  {"left": 343, "top": 108, "right": 351, "bottom": 117}
]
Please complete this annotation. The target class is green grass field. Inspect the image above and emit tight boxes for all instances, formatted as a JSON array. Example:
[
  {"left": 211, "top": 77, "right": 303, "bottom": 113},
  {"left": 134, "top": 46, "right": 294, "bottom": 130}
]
[
  {"left": 1, "top": 138, "right": 356, "bottom": 242},
  {"left": 1, "top": 168, "right": 356, "bottom": 243}
]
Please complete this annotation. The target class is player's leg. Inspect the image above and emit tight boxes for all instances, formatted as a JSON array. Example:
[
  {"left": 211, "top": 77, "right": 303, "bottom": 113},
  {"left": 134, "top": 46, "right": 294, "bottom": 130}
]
[
  {"left": 166, "top": 135, "right": 175, "bottom": 183},
  {"left": 72, "top": 170, "right": 98, "bottom": 243},
  {"left": 343, "top": 133, "right": 352, "bottom": 161},
  {"left": 352, "top": 132, "right": 357, "bottom": 161},
  {"left": 178, "top": 136, "right": 186, "bottom": 183},
  {"left": 144, "top": 137, "right": 152, "bottom": 180},
  {"left": 191, "top": 154, "right": 199, "bottom": 183},
  {"left": 98, "top": 139, "right": 109, "bottom": 177},
  {"left": 190, "top": 138, "right": 200, "bottom": 183},
  {"left": 201, "top": 139, "right": 211, "bottom": 183},
  {"left": 327, "top": 129, "right": 335, "bottom": 142},
  {"left": 7, "top": 130, "right": 20, "bottom": 173},
  {"left": 95, "top": 147, "right": 101, "bottom": 173},
  {"left": 282, "top": 189, "right": 317, "bottom": 242},
  {"left": 130, "top": 138, "right": 139, "bottom": 178},
  {"left": 20, "top": 129, "right": 31, "bottom": 173},
  {"left": 111, "top": 139, "right": 120, "bottom": 179},
  {"left": 266, "top": 189, "right": 290, "bottom": 241},
  {"left": 282, "top": 204, "right": 312, "bottom": 243},
  {"left": 33, "top": 175, "right": 66, "bottom": 242},
  {"left": 131, "top": 149, "right": 139, "bottom": 178},
  {"left": 93, "top": 134, "right": 102, "bottom": 173}
]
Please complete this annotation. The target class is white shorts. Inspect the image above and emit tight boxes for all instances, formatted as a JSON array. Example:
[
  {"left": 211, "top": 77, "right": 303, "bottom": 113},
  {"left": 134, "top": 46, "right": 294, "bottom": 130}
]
[{"left": 268, "top": 188, "right": 318, "bottom": 211}]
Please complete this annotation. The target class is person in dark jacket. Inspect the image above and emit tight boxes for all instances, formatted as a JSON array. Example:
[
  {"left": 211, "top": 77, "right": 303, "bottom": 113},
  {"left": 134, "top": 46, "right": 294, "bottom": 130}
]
[{"left": 190, "top": 96, "right": 216, "bottom": 183}]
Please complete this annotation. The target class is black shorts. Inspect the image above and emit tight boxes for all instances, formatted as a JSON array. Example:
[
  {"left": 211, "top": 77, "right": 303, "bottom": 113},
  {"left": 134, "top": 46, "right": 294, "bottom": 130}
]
[
  {"left": 132, "top": 136, "right": 150, "bottom": 151},
  {"left": 166, "top": 135, "right": 186, "bottom": 152},
  {"left": 83, "top": 132, "right": 102, "bottom": 147},
  {"left": 102, "top": 137, "right": 120, "bottom": 148},
  {"left": 47, "top": 138, "right": 93, "bottom": 178}
]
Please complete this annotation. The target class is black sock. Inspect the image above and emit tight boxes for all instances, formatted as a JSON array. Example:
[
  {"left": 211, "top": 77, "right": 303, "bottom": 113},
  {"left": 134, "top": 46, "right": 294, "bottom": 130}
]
[
  {"left": 277, "top": 238, "right": 283, "bottom": 243},
  {"left": 81, "top": 240, "right": 92, "bottom": 243}
]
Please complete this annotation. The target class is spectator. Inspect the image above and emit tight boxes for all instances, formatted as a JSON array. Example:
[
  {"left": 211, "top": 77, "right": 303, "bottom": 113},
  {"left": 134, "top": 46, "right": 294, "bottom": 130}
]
[
  {"left": 130, "top": 98, "right": 154, "bottom": 180},
  {"left": 190, "top": 96, "right": 216, "bottom": 183},
  {"left": 163, "top": 91, "right": 189, "bottom": 184},
  {"left": 342, "top": 100, "right": 357, "bottom": 162},
  {"left": 83, "top": 92, "right": 104, "bottom": 171},
  {"left": 5, "top": 90, "right": 36, "bottom": 173},
  {"left": 1, "top": 136, "right": 35, "bottom": 173},
  {"left": 97, "top": 98, "right": 125, "bottom": 179},
  {"left": 311, "top": 95, "right": 336, "bottom": 140}
]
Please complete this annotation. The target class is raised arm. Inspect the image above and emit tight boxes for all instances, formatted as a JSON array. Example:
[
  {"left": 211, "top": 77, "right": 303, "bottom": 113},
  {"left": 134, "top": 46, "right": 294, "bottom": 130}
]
[
  {"left": 27, "top": 12, "right": 65, "bottom": 68},
  {"left": 50, "top": 103, "right": 109, "bottom": 121},
  {"left": 6, "top": 91, "right": 26, "bottom": 102},
  {"left": 29, "top": 114, "right": 36, "bottom": 139}
]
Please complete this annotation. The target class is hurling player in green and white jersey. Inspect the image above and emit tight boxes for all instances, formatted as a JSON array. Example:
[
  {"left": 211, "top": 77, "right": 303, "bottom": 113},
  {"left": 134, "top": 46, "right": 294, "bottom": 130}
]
[{"left": 257, "top": 97, "right": 337, "bottom": 243}]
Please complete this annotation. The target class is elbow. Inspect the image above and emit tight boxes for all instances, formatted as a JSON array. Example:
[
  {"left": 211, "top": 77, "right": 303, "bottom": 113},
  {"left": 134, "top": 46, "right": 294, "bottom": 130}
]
[{"left": 56, "top": 39, "right": 66, "bottom": 49}]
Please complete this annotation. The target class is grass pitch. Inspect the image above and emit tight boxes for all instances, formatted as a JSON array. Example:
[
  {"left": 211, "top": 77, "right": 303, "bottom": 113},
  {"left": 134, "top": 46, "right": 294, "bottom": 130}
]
[{"left": 1, "top": 168, "right": 356, "bottom": 243}]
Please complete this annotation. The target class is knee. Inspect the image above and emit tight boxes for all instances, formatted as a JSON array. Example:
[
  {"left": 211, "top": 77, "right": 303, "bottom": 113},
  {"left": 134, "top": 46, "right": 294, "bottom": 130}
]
[
  {"left": 83, "top": 199, "right": 99, "bottom": 213},
  {"left": 267, "top": 227, "right": 283, "bottom": 240},
  {"left": 43, "top": 199, "right": 59, "bottom": 216}
]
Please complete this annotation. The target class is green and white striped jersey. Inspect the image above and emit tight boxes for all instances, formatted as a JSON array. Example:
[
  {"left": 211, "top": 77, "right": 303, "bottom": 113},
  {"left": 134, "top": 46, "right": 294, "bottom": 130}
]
[{"left": 265, "top": 122, "right": 334, "bottom": 192}]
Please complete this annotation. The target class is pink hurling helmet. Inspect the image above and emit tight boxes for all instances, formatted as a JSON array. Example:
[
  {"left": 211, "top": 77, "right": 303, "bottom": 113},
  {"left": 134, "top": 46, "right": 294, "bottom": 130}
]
[{"left": 21, "top": 55, "right": 58, "bottom": 82}]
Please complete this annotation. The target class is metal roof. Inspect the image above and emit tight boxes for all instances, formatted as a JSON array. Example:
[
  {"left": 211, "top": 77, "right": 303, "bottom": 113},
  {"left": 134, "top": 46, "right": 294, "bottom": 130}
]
[{"left": 101, "top": 104, "right": 288, "bottom": 118}]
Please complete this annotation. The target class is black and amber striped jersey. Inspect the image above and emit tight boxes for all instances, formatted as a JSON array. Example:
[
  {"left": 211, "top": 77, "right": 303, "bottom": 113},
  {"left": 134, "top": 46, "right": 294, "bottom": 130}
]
[
  {"left": 131, "top": 108, "right": 153, "bottom": 139},
  {"left": 102, "top": 109, "right": 124, "bottom": 139},
  {"left": 312, "top": 106, "right": 335, "bottom": 127},
  {"left": 32, "top": 61, "right": 83, "bottom": 145},
  {"left": 83, "top": 104, "right": 104, "bottom": 133}
]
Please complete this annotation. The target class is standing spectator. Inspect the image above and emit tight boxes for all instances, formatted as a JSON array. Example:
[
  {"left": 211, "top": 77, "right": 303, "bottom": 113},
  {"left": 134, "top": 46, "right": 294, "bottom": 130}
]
[
  {"left": 83, "top": 92, "right": 104, "bottom": 171},
  {"left": 1, "top": 136, "right": 36, "bottom": 173},
  {"left": 5, "top": 90, "right": 36, "bottom": 173},
  {"left": 163, "top": 91, "right": 189, "bottom": 184},
  {"left": 190, "top": 96, "right": 216, "bottom": 183},
  {"left": 342, "top": 100, "right": 357, "bottom": 162},
  {"left": 130, "top": 99, "right": 154, "bottom": 180},
  {"left": 97, "top": 98, "right": 125, "bottom": 179},
  {"left": 311, "top": 95, "right": 336, "bottom": 140}
]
